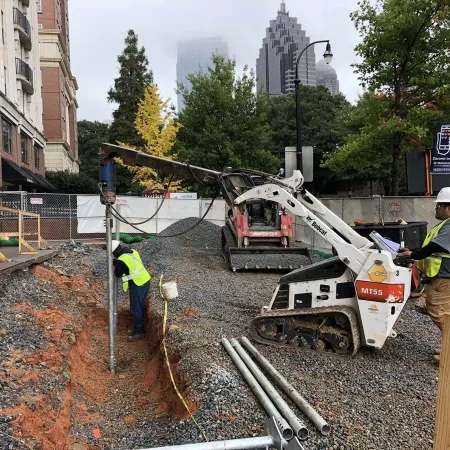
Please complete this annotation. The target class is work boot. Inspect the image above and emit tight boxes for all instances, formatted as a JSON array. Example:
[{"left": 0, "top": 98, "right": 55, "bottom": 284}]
[{"left": 127, "top": 333, "right": 145, "bottom": 342}]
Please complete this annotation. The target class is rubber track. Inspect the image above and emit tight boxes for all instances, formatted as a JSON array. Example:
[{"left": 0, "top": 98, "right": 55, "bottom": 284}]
[
  {"left": 221, "top": 225, "right": 310, "bottom": 272},
  {"left": 221, "top": 225, "right": 236, "bottom": 270},
  {"left": 250, "top": 305, "right": 361, "bottom": 357}
]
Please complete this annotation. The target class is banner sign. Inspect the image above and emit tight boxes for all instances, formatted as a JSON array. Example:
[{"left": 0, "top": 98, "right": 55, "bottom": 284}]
[
  {"left": 430, "top": 122, "right": 450, "bottom": 174},
  {"left": 169, "top": 192, "right": 197, "bottom": 199}
]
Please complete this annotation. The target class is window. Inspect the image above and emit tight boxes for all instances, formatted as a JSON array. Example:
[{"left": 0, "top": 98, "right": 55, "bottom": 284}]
[
  {"left": 38, "top": 23, "right": 43, "bottom": 30},
  {"left": 36, "top": 0, "right": 42, "bottom": 13},
  {"left": 21, "top": 134, "right": 28, "bottom": 163},
  {"left": 1, "top": 11, "right": 4, "bottom": 44},
  {"left": 2, "top": 118, "right": 12, "bottom": 154},
  {"left": 34, "top": 144, "right": 40, "bottom": 169},
  {"left": 3, "top": 66, "right": 7, "bottom": 96}
]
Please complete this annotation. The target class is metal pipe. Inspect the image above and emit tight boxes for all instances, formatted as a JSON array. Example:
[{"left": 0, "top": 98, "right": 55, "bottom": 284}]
[
  {"left": 294, "top": 39, "right": 329, "bottom": 173},
  {"left": 113, "top": 277, "right": 118, "bottom": 335},
  {"left": 221, "top": 338, "right": 293, "bottom": 441},
  {"left": 230, "top": 339, "right": 308, "bottom": 441},
  {"left": 113, "top": 204, "right": 120, "bottom": 335},
  {"left": 106, "top": 207, "right": 115, "bottom": 375},
  {"left": 137, "top": 436, "right": 275, "bottom": 450},
  {"left": 240, "top": 336, "right": 330, "bottom": 435}
]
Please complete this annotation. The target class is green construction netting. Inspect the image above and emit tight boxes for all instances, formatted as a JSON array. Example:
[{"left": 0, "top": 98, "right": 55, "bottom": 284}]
[
  {"left": 112, "top": 233, "right": 154, "bottom": 245},
  {"left": 0, "top": 238, "right": 19, "bottom": 247}
]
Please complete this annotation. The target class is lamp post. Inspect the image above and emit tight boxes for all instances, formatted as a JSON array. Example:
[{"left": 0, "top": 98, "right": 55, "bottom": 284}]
[{"left": 295, "top": 41, "right": 333, "bottom": 173}]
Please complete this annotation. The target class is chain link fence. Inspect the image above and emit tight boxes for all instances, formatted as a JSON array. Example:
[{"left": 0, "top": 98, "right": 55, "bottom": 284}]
[
  {"left": 0, "top": 192, "right": 227, "bottom": 243},
  {"left": 0, "top": 192, "right": 439, "bottom": 249}
]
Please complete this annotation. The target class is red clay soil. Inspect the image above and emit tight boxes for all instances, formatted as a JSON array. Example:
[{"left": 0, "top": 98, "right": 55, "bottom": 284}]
[{"left": 0, "top": 264, "right": 197, "bottom": 450}]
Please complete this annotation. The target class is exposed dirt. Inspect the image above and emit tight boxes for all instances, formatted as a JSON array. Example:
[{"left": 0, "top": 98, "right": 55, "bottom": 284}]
[{"left": 0, "top": 261, "right": 194, "bottom": 450}]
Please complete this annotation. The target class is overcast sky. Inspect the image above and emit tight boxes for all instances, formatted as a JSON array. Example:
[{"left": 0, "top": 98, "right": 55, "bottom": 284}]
[{"left": 68, "top": 0, "right": 364, "bottom": 122}]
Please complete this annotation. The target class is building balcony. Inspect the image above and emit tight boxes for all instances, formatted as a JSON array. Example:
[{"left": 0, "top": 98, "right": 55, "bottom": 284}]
[
  {"left": 15, "top": 58, "right": 34, "bottom": 94},
  {"left": 13, "top": 8, "right": 32, "bottom": 50}
]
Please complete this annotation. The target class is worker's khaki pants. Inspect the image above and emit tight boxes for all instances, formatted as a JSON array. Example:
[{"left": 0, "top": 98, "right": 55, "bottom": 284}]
[{"left": 426, "top": 278, "right": 450, "bottom": 330}]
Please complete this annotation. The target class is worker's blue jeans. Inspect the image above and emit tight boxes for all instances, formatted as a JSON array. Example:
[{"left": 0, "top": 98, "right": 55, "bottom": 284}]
[{"left": 129, "top": 281, "right": 150, "bottom": 335}]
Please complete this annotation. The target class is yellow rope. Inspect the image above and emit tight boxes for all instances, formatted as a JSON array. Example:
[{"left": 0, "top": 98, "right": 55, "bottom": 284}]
[{"left": 159, "top": 275, "right": 209, "bottom": 442}]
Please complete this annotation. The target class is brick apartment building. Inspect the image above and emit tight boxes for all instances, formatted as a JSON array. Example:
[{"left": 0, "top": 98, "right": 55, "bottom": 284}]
[
  {"left": 38, "top": 0, "right": 79, "bottom": 173},
  {"left": 0, "top": 0, "right": 52, "bottom": 192}
]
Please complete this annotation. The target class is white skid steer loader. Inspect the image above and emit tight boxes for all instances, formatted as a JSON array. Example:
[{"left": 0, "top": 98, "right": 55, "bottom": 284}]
[{"left": 234, "top": 170, "right": 412, "bottom": 356}]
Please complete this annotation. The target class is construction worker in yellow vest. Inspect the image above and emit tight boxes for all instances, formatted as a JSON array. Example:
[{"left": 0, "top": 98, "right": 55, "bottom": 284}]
[
  {"left": 398, "top": 187, "right": 450, "bottom": 364},
  {"left": 112, "top": 240, "right": 151, "bottom": 341}
]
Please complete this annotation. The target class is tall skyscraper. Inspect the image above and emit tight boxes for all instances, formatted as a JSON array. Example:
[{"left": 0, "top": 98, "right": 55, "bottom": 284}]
[
  {"left": 0, "top": 0, "right": 49, "bottom": 192},
  {"left": 256, "top": 1, "right": 317, "bottom": 96},
  {"left": 316, "top": 59, "right": 339, "bottom": 96},
  {"left": 176, "top": 37, "right": 229, "bottom": 112},
  {"left": 38, "top": 0, "right": 79, "bottom": 173}
]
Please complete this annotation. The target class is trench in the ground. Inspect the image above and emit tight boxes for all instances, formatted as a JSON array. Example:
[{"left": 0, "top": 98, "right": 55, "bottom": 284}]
[{"left": 0, "top": 264, "right": 197, "bottom": 450}]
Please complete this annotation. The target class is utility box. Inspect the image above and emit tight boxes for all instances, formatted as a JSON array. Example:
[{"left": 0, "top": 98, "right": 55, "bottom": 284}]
[{"left": 352, "top": 222, "right": 428, "bottom": 250}]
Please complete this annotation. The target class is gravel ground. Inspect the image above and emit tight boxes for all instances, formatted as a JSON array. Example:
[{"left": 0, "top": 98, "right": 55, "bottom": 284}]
[
  {"left": 116, "top": 218, "right": 439, "bottom": 450},
  {"left": 0, "top": 243, "right": 104, "bottom": 450},
  {"left": 0, "top": 219, "right": 440, "bottom": 450}
]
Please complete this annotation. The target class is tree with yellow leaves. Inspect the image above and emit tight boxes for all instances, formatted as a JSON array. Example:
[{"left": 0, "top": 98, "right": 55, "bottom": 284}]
[{"left": 124, "top": 84, "right": 182, "bottom": 191}]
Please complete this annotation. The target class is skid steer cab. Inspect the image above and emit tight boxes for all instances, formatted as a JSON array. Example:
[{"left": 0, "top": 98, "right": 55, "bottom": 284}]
[{"left": 233, "top": 172, "right": 412, "bottom": 356}]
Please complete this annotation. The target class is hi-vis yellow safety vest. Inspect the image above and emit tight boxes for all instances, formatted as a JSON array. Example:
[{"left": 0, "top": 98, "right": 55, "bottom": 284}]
[
  {"left": 416, "top": 218, "right": 450, "bottom": 278},
  {"left": 117, "top": 249, "right": 151, "bottom": 293}
]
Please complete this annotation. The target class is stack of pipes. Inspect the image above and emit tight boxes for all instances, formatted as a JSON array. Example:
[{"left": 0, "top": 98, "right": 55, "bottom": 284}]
[{"left": 221, "top": 336, "right": 330, "bottom": 446}]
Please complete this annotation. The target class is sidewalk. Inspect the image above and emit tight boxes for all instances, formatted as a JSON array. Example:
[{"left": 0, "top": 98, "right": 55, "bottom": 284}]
[{"left": 0, "top": 246, "right": 58, "bottom": 276}]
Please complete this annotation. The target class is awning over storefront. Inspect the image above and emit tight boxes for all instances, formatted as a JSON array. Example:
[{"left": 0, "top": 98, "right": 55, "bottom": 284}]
[
  {"left": 2, "top": 159, "right": 37, "bottom": 186},
  {"left": 29, "top": 171, "right": 56, "bottom": 192},
  {"left": 22, "top": 168, "right": 56, "bottom": 192},
  {"left": 1, "top": 160, "right": 56, "bottom": 192}
]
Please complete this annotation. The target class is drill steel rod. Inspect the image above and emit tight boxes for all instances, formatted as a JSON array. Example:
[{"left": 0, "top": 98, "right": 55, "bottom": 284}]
[
  {"left": 106, "top": 207, "right": 115, "bottom": 375},
  {"left": 113, "top": 277, "right": 118, "bottom": 335},
  {"left": 113, "top": 208, "right": 120, "bottom": 334},
  {"left": 240, "top": 336, "right": 330, "bottom": 435},
  {"left": 230, "top": 339, "right": 308, "bottom": 440},
  {"left": 221, "top": 338, "right": 293, "bottom": 441}
]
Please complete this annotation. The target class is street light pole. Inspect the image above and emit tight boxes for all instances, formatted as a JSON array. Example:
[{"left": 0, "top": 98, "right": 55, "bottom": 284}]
[{"left": 295, "top": 40, "right": 333, "bottom": 173}]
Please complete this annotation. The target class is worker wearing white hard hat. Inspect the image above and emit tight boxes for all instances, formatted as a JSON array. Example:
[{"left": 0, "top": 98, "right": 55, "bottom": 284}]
[
  {"left": 398, "top": 187, "right": 450, "bottom": 364},
  {"left": 111, "top": 240, "right": 151, "bottom": 341}
]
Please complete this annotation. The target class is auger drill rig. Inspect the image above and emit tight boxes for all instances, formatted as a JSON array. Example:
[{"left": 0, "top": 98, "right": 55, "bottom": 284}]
[
  {"left": 99, "top": 143, "right": 310, "bottom": 272},
  {"left": 233, "top": 170, "right": 412, "bottom": 356}
]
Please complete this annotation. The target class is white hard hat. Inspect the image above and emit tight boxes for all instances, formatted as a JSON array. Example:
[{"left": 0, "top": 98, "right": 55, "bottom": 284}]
[
  {"left": 435, "top": 187, "right": 450, "bottom": 203},
  {"left": 111, "top": 240, "right": 121, "bottom": 252}
]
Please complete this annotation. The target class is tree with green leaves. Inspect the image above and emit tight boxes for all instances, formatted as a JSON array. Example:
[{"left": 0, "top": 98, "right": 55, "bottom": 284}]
[
  {"left": 266, "top": 85, "right": 352, "bottom": 192},
  {"left": 46, "top": 171, "right": 98, "bottom": 194},
  {"left": 329, "top": 0, "right": 450, "bottom": 195},
  {"left": 78, "top": 120, "right": 110, "bottom": 179},
  {"left": 322, "top": 93, "right": 394, "bottom": 194},
  {"left": 107, "top": 30, "right": 154, "bottom": 148},
  {"left": 175, "top": 55, "right": 279, "bottom": 174},
  {"left": 77, "top": 120, "right": 139, "bottom": 194}
]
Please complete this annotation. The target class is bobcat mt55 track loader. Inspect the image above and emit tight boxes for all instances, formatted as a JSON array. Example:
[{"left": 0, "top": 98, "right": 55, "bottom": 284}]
[{"left": 233, "top": 170, "right": 412, "bottom": 356}]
